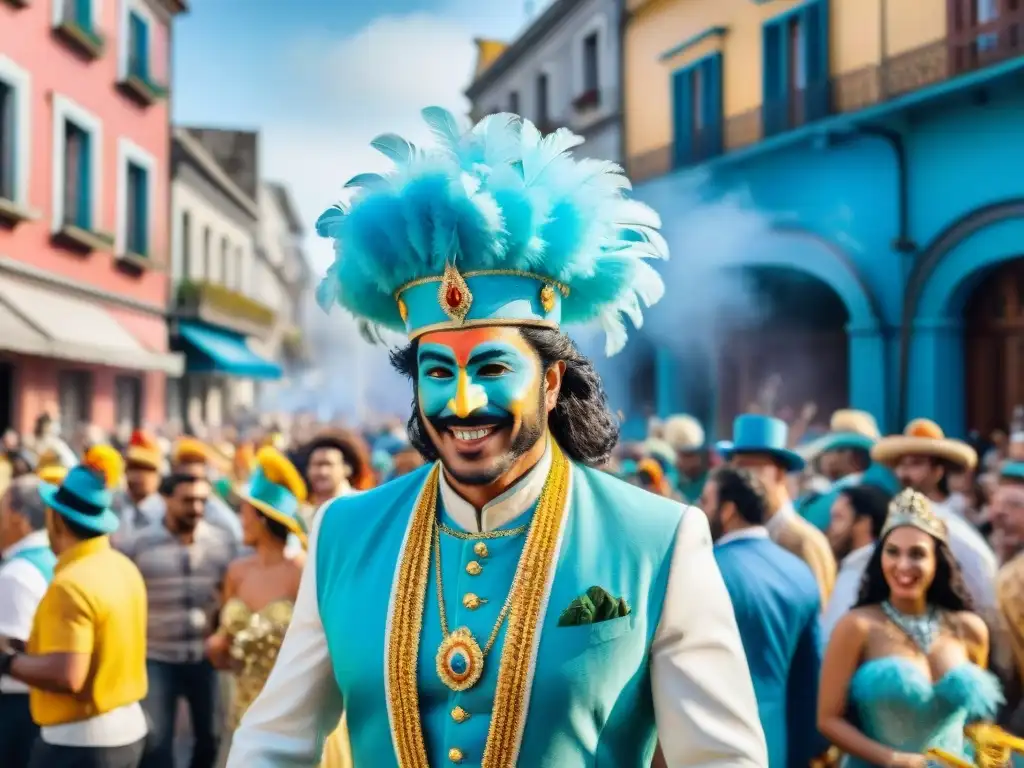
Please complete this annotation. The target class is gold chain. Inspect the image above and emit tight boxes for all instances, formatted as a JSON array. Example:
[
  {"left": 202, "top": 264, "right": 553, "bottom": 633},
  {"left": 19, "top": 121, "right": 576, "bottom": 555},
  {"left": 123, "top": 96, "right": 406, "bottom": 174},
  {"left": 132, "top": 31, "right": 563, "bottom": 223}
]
[
  {"left": 437, "top": 520, "right": 529, "bottom": 540},
  {"left": 433, "top": 518, "right": 520, "bottom": 656}
]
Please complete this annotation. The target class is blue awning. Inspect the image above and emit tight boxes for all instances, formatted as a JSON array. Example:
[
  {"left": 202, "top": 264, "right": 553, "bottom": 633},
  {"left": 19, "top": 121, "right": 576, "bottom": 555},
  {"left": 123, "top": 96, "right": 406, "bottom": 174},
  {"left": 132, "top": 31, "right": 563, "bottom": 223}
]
[{"left": 177, "top": 321, "right": 282, "bottom": 380}]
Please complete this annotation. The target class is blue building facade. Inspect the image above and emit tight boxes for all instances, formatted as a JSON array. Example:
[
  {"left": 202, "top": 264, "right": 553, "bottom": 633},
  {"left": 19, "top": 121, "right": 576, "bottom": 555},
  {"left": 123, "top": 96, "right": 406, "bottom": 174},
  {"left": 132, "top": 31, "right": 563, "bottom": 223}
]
[{"left": 626, "top": 2, "right": 1024, "bottom": 440}]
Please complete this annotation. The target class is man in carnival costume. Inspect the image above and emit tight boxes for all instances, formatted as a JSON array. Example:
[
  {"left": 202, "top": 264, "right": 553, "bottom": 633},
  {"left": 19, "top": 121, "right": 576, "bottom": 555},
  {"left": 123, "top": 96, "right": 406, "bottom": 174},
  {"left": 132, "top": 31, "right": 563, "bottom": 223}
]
[{"left": 227, "top": 108, "right": 766, "bottom": 767}]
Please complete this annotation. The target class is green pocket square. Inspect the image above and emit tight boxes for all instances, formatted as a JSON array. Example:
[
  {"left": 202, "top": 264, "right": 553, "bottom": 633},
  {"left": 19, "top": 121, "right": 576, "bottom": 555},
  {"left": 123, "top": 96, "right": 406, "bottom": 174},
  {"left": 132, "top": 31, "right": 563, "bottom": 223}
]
[{"left": 557, "top": 586, "right": 631, "bottom": 627}]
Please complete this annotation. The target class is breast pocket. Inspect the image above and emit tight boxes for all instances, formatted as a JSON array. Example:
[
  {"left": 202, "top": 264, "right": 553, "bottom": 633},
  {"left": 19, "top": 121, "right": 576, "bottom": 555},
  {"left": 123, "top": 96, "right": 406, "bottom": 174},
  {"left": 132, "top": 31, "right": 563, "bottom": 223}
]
[{"left": 556, "top": 614, "right": 638, "bottom": 655}]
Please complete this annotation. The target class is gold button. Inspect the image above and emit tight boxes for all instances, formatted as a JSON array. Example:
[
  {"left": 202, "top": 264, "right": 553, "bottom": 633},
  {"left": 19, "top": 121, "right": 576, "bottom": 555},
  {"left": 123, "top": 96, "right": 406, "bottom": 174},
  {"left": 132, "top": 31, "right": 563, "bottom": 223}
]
[
  {"left": 449, "top": 747, "right": 464, "bottom": 763},
  {"left": 474, "top": 542, "right": 488, "bottom": 558},
  {"left": 451, "top": 706, "right": 470, "bottom": 723},
  {"left": 462, "top": 593, "right": 486, "bottom": 610},
  {"left": 465, "top": 560, "right": 483, "bottom": 575}
]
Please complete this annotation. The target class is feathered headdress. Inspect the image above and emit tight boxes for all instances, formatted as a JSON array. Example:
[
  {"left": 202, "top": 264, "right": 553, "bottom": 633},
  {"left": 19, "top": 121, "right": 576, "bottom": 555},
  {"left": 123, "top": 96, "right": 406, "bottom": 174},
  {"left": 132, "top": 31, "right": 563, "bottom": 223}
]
[
  {"left": 254, "top": 447, "right": 308, "bottom": 503},
  {"left": 315, "top": 106, "right": 668, "bottom": 355}
]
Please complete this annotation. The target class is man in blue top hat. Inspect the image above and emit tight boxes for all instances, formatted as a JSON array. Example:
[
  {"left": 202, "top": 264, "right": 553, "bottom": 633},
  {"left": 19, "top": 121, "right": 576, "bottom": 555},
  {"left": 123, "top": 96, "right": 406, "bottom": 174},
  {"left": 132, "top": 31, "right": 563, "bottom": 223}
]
[
  {"left": 1, "top": 445, "right": 149, "bottom": 768},
  {"left": 720, "top": 414, "right": 837, "bottom": 607},
  {"left": 227, "top": 108, "right": 766, "bottom": 767}
]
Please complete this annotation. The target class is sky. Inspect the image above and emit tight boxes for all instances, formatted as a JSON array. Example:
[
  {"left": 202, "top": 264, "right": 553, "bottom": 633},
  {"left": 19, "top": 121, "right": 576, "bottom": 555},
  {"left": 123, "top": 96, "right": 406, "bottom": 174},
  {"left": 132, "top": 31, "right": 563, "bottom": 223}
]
[
  {"left": 171, "top": 0, "right": 555, "bottom": 418},
  {"left": 172, "top": 0, "right": 552, "bottom": 275}
]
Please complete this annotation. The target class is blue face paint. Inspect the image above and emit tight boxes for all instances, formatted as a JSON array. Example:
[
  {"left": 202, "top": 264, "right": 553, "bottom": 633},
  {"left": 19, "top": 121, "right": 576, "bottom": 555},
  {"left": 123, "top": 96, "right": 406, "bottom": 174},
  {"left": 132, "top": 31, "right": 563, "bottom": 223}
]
[{"left": 417, "top": 329, "right": 540, "bottom": 426}]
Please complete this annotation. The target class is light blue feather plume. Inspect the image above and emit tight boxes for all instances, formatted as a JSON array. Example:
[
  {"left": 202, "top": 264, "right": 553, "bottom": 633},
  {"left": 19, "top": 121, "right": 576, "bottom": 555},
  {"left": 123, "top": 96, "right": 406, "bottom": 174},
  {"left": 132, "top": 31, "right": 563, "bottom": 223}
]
[
  {"left": 314, "top": 105, "right": 669, "bottom": 354},
  {"left": 370, "top": 133, "right": 415, "bottom": 165}
]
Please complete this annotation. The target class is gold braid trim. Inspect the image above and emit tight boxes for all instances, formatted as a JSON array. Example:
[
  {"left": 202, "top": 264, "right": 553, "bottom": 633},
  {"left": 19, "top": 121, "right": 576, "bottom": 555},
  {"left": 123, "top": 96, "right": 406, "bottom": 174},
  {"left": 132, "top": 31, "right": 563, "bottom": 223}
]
[
  {"left": 482, "top": 442, "right": 570, "bottom": 767},
  {"left": 385, "top": 444, "right": 571, "bottom": 766},
  {"left": 385, "top": 466, "right": 439, "bottom": 767}
]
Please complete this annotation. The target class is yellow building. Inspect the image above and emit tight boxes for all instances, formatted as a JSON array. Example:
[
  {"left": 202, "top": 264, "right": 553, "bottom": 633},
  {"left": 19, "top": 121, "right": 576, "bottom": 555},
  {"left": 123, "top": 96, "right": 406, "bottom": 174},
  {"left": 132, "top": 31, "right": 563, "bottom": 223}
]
[
  {"left": 621, "top": 0, "right": 1024, "bottom": 440},
  {"left": 625, "top": 0, "right": 959, "bottom": 180}
]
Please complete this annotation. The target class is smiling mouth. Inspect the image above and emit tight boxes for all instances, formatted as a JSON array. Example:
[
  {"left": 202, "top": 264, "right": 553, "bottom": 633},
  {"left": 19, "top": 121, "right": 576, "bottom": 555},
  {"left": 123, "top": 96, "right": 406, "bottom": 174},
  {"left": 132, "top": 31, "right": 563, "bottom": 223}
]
[{"left": 893, "top": 573, "right": 919, "bottom": 588}]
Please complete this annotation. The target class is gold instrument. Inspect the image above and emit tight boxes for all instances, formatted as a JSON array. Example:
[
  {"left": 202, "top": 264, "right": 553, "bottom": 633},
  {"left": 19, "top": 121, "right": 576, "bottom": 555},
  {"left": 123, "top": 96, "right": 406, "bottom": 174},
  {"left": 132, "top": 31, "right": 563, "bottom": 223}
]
[{"left": 926, "top": 724, "right": 1024, "bottom": 768}]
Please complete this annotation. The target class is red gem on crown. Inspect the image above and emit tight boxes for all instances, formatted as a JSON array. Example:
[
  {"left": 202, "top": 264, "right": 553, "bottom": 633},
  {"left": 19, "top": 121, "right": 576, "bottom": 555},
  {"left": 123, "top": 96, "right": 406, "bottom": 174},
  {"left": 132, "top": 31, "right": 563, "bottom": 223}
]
[{"left": 445, "top": 285, "right": 463, "bottom": 308}]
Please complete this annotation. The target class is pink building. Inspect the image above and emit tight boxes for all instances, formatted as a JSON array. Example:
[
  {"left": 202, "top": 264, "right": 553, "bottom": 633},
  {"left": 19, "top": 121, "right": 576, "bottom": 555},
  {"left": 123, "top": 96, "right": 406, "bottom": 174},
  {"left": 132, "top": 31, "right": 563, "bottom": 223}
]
[{"left": 0, "top": 0, "right": 186, "bottom": 438}]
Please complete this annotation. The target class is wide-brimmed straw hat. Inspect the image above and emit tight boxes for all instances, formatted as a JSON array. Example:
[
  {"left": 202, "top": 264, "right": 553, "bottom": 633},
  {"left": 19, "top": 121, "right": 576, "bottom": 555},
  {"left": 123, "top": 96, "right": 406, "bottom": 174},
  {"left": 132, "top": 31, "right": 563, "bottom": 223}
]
[
  {"left": 797, "top": 409, "right": 880, "bottom": 460},
  {"left": 871, "top": 418, "right": 977, "bottom": 471}
]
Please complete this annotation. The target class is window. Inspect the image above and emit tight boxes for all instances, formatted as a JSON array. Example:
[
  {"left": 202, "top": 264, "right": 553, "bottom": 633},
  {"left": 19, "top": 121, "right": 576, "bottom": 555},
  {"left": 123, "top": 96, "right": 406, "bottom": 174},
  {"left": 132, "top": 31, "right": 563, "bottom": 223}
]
[
  {"left": 671, "top": 53, "right": 723, "bottom": 167},
  {"left": 117, "top": 138, "right": 154, "bottom": 257},
  {"left": 0, "top": 57, "right": 30, "bottom": 208},
  {"left": 203, "top": 226, "right": 211, "bottom": 280},
  {"left": 52, "top": 95, "right": 102, "bottom": 234},
  {"left": 0, "top": 82, "right": 13, "bottom": 202},
  {"left": 127, "top": 11, "right": 150, "bottom": 80},
  {"left": 235, "top": 246, "right": 245, "bottom": 292},
  {"left": 509, "top": 91, "right": 520, "bottom": 114},
  {"left": 59, "top": 0, "right": 94, "bottom": 28},
  {"left": 63, "top": 122, "right": 90, "bottom": 229},
  {"left": 762, "top": 0, "right": 829, "bottom": 136},
  {"left": 58, "top": 369, "right": 92, "bottom": 438},
  {"left": 220, "top": 236, "right": 229, "bottom": 285},
  {"left": 536, "top": 72, "right": 549, "bottom": 127},
  {"left": 583, "top": 32, "right": 599, "bottom": 93},
  {"left": 181, "top": 211, "right": 191, "bottom": 278},
  {"left": 114, "top": 375, "right": 142, "bottom": 429}
]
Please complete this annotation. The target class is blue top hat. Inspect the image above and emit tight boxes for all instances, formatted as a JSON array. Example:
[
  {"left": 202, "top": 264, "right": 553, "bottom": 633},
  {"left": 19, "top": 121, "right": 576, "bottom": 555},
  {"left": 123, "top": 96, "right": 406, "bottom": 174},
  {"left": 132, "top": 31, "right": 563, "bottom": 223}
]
[
  {"left": 40, "top": 463, "right": 120, "bottom": 535},
  {"left": 724, "top": 414, "right": 806, "bottom": 473}
]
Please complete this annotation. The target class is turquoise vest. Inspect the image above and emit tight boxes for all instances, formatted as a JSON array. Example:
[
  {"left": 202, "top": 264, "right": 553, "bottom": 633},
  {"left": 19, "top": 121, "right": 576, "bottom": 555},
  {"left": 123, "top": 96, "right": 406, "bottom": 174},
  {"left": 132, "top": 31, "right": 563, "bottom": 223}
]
[
  {"left": 10, "top": 545, "right": 56, "bottom": 582},
  {"left": 317, "top": 462, "right": 682, "bottom": 767}
]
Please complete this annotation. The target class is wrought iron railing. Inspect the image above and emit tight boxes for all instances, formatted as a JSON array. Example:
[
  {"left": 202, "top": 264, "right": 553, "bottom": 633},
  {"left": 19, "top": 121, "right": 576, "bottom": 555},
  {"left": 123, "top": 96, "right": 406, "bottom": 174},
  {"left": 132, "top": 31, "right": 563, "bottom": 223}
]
[{"left": 628, "top": 13, "right": 1024, "bottom": 182}]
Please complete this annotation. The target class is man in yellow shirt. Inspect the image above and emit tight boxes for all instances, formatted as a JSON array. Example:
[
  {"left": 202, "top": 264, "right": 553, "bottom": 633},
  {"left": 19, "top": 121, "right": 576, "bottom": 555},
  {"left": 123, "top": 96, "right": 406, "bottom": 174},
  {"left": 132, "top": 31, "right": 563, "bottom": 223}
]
[{"left": 0, "top": 445, "right": 148, "bottom": 768}]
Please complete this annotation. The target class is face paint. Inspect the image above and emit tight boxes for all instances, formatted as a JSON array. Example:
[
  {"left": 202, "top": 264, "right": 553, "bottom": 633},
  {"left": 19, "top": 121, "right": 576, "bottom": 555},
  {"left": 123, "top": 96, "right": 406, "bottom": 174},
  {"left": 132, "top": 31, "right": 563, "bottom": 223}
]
[{"left": 417, "top": 326, "right": 546, "bottom": 487}]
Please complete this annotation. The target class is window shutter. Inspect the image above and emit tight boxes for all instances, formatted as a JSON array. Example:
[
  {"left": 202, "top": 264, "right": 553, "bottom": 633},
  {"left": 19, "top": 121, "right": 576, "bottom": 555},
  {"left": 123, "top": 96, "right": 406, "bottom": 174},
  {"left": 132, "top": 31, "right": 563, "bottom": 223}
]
[
  {"left": 78, "top": 130, "right": 91, "bottom": 230},
  {"left": 137, "top": 169, "right": 149, "bottom": 255},
  {"left": 671, "top": 67, "right": 694, "bottom": 168},
  {"left": 762, "top": 21, "right": 784, "bottom": 135},
  {"left": 802, "top": 0, "right": 830, "bottom": 121},
  {"left": 75, "top": 0, "right": 91, "bottom": 27},
  {"left": 702, "top": 53, "right": 724, "bottom": 158},
  {"left": 132, "top": 14, "right": 150, "bottom": 81}
]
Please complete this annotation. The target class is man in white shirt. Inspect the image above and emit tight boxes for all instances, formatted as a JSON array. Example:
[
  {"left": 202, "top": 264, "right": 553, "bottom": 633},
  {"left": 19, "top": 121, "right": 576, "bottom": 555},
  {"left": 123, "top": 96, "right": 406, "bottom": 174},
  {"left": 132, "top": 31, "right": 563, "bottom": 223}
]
[
  {"left": 871, "top": 419, "right": 998, "bottom": 619},
  {"left": 0, "top": 476, "right": 56, "bottom": 766},
  {"left": 821, "top": 484, "right": 891, "bottom": 640}
]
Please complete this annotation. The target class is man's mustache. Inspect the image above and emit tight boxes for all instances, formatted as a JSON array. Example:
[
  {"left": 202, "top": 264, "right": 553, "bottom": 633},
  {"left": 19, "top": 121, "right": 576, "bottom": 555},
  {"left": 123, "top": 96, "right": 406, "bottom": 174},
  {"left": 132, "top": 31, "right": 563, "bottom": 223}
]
[{"left": 430, "top": 414, "right": 512, "bottom": 431}]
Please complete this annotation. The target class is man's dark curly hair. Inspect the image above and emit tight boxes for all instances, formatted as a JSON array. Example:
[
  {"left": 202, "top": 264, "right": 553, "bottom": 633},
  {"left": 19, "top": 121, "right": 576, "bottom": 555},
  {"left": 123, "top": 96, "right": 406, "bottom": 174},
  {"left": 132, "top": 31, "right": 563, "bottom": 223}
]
[
  {"left": 853, "top": 528, "right": 972, "bottom": 612},
  {"left": 389, "top": 327, "right": 619, "bottom": 466}
]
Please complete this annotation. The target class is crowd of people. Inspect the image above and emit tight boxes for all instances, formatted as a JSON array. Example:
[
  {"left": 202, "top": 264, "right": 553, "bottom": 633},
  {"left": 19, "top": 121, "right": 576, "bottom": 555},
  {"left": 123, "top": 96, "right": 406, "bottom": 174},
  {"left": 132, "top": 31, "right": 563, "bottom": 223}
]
[
  {"left": 0, "top": 402, "right": 1022, "bottom": 766},
  {"left": 613, "top": 407, "right": 1024, "bottom": 766}
]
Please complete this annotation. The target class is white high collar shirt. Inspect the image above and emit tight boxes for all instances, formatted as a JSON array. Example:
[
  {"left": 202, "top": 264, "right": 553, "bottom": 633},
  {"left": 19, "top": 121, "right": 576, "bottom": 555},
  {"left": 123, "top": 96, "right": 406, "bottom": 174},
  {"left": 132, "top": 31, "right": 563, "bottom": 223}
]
[
  {"left": 820, "top": 543, "right": 874, "bottom": 641},
  {"left": 225, "top": 445, "right": 768, "bottom": 768}
]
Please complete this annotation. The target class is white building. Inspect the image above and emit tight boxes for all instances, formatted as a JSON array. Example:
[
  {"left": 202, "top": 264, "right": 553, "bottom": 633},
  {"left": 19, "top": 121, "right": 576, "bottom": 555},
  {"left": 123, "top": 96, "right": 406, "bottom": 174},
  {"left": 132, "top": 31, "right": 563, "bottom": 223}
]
[
  {"left": 168, "top": 126, "right": 282, "bottom": 430},
  {"left": 465, "top": 0, "right": 622, "bottom": 162}
]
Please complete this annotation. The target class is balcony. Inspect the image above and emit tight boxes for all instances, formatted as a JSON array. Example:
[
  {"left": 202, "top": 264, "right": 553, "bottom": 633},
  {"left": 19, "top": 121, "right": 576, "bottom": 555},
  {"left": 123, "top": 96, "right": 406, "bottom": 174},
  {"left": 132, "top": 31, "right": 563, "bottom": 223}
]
[
  {"left": 628, "top": 12, "right": 1024, "bottom": 182},
  {"left": 174, "top": 280, "right": 276, "bottom": 340}
]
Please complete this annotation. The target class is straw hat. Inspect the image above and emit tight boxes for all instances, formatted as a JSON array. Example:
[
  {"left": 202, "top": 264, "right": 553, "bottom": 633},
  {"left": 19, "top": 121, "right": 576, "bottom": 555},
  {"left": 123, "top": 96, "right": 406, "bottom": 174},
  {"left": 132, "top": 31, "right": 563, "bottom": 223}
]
[
  {"left": 662, "top": 414, "right": 706, "bottom": 453},
  {"left": 871, "top": 418, "right": 977, "bottom": 471},
  {"left": 797, "top": 409, "right": 880, "bottom": 460}
]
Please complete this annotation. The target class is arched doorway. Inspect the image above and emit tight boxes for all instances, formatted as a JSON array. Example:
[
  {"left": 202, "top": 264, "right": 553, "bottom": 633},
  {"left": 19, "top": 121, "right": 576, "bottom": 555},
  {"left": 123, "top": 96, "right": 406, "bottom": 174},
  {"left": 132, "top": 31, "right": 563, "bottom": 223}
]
[
  {"left": 716, "top": 266, "right": 850, "bottom": 436},
  {"left": 965, "top": 257, "right": 1024, "bottom": 435}
]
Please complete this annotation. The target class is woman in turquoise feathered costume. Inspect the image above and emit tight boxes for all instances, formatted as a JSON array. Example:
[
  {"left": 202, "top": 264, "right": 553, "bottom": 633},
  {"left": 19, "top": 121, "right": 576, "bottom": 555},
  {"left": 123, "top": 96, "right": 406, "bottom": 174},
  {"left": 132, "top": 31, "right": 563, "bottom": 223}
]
[{"left": 818, "top": 489, "right": 1003, "bottom": 767}]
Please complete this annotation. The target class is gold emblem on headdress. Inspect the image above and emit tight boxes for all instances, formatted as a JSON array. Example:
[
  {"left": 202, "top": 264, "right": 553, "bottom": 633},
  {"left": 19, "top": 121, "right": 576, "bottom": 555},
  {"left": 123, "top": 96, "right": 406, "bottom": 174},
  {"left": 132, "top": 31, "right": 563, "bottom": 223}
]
[
  {"left": 540, "top": 284, "right": 556, "bottom": 314},
  {"left": 881, "top": 488, "right": 948, "bottom": 541},
  {"left": 438, "top": 263, "right": 472, "bottom": 325},
  {"left": 398, "top": 297, "right": 408, "bottom": 324}
]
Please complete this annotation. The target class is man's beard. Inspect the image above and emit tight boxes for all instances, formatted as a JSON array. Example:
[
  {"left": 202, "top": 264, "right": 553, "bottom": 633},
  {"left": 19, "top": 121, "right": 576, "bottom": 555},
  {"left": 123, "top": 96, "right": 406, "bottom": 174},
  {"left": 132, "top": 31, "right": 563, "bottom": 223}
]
[
  {"left": 832, "top": 531, "right": 852, "bottom": 561},
  {"left": 427, "top": 389, "right": 547, "bottom": 487},
  {"left": 708, "top": 506, "right": 726, "bottom": 542}
]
